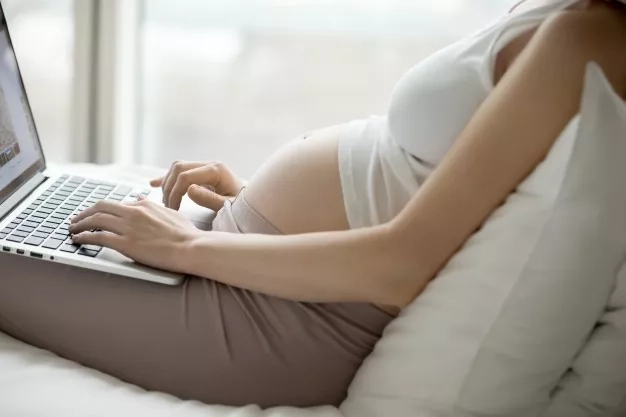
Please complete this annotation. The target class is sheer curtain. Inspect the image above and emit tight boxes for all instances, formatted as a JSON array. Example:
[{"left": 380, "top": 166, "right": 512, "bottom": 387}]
[{"left": 138, "top": 0, "right": 514, "bottom": 178}]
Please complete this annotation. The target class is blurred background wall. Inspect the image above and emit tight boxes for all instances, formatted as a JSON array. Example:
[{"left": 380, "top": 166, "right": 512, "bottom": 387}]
[{"left": 4, "top": 0, "right": 513, "bottom": 179}]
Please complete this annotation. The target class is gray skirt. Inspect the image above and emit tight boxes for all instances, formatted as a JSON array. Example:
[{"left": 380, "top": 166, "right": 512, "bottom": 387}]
[{"left": 0, "top": 189, "right": 394, "bottom": 408}]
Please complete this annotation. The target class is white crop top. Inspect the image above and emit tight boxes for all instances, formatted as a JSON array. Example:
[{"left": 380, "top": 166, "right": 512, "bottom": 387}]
[{"left": 338, "top": 0, "right": 581, "bottom": 229}]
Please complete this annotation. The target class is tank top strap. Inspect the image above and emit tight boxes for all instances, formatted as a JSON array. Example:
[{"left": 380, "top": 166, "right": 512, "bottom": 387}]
[{"left": 478, "top": 0, "right": 583, "bottom": 89}]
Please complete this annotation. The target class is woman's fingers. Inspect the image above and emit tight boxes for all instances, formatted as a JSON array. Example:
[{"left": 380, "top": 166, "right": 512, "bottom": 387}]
[
  {"left": 71, "top": 200, "right": 129, "bottom": 224},
  {"left": 162, "top": 161, "right": 206, "bottom": 207},
  {"left": 72, "top": 231, "right": 124, "bottom": 251},
  {"left": 187, "top": 184, "right": 227, "bottom": 211},
  {"left": 167, "top": 165, "right": 221, "bottom": 210},
  {"left": 150, "top": 177, "right": 164, "bottom": 187},
  {"left": 70, "top": 212, "right": 126, "bottom": 235}
]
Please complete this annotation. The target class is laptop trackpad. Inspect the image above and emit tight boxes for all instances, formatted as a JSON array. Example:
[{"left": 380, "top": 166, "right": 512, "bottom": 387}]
[{"left": 96, "top": 246, "right": 184, "bottom": 283}]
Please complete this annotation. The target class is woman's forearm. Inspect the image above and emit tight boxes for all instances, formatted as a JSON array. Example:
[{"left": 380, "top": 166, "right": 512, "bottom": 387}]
[{"left": 178, "top": 224, "right": 428, "bottom": 307}]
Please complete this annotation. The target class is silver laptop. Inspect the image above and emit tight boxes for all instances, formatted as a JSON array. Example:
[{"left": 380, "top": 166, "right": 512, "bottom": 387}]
[{"left": 0, "top": 8, "right": 183, "bottom": 285}]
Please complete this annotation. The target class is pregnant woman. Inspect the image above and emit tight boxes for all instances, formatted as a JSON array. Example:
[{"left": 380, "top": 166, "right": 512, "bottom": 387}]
[{"left": 1, "top": 0, "right": 626, "bottom": 408}]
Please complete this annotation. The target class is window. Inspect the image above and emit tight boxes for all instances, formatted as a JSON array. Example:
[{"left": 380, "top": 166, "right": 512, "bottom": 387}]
[
  {"left": 3, "top": 0, "right": 74, "bottom": 164},
  {"left": 0, "top": 1, "right": 516, "bottom": 173},
  {"left": 139, "top": 0, "right": 513, "bottom": 178}
]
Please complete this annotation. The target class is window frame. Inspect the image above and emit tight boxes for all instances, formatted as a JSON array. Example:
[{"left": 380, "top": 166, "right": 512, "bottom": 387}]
[{"left": 72, "top": 0, "right": 141, "bottom": 164}]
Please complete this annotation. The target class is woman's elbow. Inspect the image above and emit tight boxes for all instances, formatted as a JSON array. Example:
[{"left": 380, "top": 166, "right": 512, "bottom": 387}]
[{"left": 375, "top": 223, "right": 433, "bottom": 309}]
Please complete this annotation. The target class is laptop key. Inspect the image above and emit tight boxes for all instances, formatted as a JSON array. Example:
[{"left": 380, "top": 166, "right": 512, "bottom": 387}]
[
  {"left": 25, "top": 217, "right": 43, "bottom": 225},
  {"left": 42, "top": 238, "right": 63, "bottom": 250},
  {"left": 60, "top": 244, "right": 79, "bottom": 253},
  {"left": 6, "top": 235, "right": 24, "bottom": 243},
  {"left": 81, "top": 244, "right": 102, "bottom": 252},
  {"left": 24, "top": 236, "right": 44, "bottom": 246},
  {"left": 114, "top": 186, "right": 132, "bottom": 195},
  {"left": 11, "top": 230, "right": 29, "bottom": 238},
  {"left": 77, "top": 248, "right": 99, "bottom": 257},
  {"left": 0, "top": 232, "right": 7, "bottom": 239},
  {"left": 46, "top": 218, "right": 63, "bottom": 226},
  {"left": 42, "top": 221, "right": 60, "bottom": 229},
  {"left": 37, "top": 226, "right": 55, "bottom": 234},
  {"left": 16, "top": 226, "right": 35, "bottom": 234},
  {"left": 32, "top": 231, "right": 48, "bottom": 239}
]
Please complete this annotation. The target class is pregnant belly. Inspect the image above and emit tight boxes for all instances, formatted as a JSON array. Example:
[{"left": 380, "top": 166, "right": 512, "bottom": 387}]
[{"left": 244, "top": 124, "right": 350, "bottom": 235}]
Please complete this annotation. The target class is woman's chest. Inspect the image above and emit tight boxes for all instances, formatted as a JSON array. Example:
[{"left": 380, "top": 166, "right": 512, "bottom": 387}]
[{"left": 387, "top": 24, "right": 538, "bottom": 166}]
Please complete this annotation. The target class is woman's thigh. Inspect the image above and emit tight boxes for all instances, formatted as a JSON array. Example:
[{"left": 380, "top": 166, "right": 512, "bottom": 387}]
[{"left": 0, "top": 252, "right": 392, "bottom": 407}]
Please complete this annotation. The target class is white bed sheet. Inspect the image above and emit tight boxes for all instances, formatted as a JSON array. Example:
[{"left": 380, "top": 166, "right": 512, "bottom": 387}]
[
  {"left": 0, "top": 332, "right": 341, "bottom": 417},
  {"left": 0, "top": 164, "right": 344, "bottom": 417}
]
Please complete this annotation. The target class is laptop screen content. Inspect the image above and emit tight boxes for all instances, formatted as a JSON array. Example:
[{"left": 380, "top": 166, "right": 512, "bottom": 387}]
[{"left": 0, "top": 6, "right": 45, "bottom": 207}]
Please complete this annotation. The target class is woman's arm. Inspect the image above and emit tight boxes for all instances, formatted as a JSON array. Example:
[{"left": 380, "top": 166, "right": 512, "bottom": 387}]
[{"left": 175, "top": 11, "right": 626, "bottom": 307}]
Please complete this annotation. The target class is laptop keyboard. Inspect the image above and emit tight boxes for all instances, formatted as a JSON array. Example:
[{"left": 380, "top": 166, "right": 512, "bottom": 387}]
[{"left": 0, "top": 174, "right": 150, "bottom": 257}]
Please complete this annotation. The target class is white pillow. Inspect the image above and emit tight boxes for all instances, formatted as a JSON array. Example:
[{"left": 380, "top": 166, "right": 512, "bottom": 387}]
[
  {"left": 340, "top": 62, "right": 626, "bottom": 417},
  {"left": 544, "top": 262, "right": 626, "bottom": 417},
  {"left": 541, "top": 66, "right": 626, "bottom": 417}
]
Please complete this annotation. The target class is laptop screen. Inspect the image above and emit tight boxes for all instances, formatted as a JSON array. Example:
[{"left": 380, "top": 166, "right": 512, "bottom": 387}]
[{"left": 0, "top": 5, "right": 46, "bottom": 207}]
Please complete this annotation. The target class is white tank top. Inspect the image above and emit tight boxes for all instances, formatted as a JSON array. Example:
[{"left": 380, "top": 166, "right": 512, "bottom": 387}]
[{"left": 338, "top": 0, "right": 581, "bottom": 229}]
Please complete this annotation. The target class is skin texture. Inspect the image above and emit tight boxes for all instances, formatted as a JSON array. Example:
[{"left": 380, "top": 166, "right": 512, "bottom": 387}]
[{"left": 71, "top": 0, "right": 626, "bottom": 309}]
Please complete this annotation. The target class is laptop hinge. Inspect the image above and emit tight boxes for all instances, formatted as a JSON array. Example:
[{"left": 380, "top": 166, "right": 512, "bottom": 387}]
[{"left": 0, "top": 172, "right": 48, "bottom": 221}]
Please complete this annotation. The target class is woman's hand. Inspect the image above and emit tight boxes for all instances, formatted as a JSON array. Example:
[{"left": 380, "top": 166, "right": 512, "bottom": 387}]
[
  {"left": 150, "top": 161, "right": 246, "bottom": 211},
  {"left": 69, "top": 200, "right": 201, "bottom": 273}
]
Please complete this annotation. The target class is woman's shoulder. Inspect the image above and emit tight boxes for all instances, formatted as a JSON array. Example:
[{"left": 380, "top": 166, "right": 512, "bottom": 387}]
[
  {"left": 543, "top": 2, "right": 626, "bottom": 67},
  {"left": 522, "top": 1, "right": 626, "bottom": 96},
  {"left": 511, "top": 0, "right": 589, "bottom": 13}
]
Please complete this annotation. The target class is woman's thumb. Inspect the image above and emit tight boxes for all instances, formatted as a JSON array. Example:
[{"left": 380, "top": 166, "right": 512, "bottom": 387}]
[
  {"left": 150, "top": 177, "right": 164, "bottom": 187},
  {"left": 187, "top": 185, "right": 226, "bottom": 211}
]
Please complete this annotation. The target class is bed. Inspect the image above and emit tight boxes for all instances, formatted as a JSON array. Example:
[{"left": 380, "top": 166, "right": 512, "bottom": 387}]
[{"left": 1, "top": 148, "right": 625, "bottom": 417}]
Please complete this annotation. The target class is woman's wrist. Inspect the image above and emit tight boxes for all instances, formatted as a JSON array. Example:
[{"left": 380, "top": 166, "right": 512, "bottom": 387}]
[{"left": 174, "top": 229, "right": 212, "bottom": 275}]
